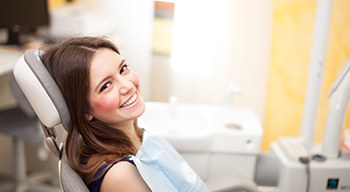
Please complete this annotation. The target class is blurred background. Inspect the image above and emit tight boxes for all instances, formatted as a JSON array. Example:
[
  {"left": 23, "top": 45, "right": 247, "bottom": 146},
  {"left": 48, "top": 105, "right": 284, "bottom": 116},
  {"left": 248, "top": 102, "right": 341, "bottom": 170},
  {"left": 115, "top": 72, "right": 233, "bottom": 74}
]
[{"left": 0, "top": 0, "right": 350, "bottom": 186}]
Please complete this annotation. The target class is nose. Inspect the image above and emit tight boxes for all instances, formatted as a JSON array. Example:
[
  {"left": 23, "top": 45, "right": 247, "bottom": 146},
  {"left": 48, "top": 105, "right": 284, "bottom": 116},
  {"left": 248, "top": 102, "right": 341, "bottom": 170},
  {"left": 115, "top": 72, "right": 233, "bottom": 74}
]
[{"left": 119, "top": 77, "right": 133, "bottom": 95}]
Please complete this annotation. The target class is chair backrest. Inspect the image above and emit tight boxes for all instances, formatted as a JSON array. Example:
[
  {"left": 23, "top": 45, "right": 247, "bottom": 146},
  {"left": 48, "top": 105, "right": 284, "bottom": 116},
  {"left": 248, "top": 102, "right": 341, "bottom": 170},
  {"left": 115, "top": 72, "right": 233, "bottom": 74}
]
[{"left": 13, "top": 49, "right": 89, "bottom": 192}]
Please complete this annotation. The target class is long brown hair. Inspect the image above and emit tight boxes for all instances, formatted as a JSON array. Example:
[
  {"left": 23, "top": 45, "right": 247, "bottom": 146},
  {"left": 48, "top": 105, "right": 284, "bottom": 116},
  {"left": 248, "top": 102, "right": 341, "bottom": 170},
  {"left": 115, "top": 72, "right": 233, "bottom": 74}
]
[{"left": 40, "top": 36, "right": 143, "bottom": 185}]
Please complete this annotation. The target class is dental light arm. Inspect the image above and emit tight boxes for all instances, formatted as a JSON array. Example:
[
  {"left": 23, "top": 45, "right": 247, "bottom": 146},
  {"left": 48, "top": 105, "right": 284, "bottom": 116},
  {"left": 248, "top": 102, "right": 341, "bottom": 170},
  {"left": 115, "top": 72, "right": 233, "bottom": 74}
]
[
  {"left": 301, "top": 0, "right": 333, "bottom": 150},
  {"left": 325, "top": 59, "right": 350, "bottom": 101},
  {"left": 323, "top": 58, "right": 350, "bottom": 158}
]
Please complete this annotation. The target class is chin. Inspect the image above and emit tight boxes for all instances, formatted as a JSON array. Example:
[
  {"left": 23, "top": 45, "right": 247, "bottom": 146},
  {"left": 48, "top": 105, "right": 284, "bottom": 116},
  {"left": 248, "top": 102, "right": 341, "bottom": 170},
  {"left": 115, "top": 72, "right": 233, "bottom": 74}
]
[{"left": 136, "top": 102, "right": 146, "bottom": 117}]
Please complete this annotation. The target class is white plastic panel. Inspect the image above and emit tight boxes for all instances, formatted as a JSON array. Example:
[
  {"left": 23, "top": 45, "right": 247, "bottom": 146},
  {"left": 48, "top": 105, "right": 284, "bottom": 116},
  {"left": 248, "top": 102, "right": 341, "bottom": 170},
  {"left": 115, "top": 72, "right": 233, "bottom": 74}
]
[{"left": 13, "top": 56, "right": 61, "bottom": 128}]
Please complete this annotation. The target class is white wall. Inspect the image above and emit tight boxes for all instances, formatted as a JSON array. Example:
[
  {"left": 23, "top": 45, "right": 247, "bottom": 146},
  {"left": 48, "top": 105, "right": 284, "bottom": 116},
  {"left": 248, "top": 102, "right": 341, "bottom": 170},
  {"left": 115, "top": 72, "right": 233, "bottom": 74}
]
[
  {"left": 75, "top": 0, "right": 155, "bottom": 101},
  {"left": 166, "top": 0, "right": 273, "bottom": 121}
]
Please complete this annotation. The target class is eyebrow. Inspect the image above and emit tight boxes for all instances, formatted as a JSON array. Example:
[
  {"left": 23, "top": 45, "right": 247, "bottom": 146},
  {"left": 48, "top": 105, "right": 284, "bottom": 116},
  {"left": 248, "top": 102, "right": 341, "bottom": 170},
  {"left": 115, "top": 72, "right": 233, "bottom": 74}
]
[{"left": 94, "top": 59, "right": 126, "bottom": 93}]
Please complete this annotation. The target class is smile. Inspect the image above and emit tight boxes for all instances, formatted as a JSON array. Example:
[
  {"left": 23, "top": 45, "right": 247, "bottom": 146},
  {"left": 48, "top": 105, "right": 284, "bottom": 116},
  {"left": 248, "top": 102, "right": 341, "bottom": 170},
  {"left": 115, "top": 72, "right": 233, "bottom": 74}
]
[{"left": 120, "top": 93, "right": 137, "bottom": 108}]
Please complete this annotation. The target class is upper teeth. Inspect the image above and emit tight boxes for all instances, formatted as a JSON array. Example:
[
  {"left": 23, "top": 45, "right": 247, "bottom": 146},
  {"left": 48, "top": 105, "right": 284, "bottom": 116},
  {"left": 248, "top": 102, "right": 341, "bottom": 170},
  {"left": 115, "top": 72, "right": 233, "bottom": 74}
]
[{"left": 121, "top": 94, "right": 137, "bottom": 108}]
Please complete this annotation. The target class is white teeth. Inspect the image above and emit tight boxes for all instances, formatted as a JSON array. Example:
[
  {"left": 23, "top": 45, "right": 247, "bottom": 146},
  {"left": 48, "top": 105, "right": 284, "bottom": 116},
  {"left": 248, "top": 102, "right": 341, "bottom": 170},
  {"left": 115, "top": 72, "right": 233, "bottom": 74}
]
[{"left": 121, "top": 93, "right": 137, "bottom": 108}]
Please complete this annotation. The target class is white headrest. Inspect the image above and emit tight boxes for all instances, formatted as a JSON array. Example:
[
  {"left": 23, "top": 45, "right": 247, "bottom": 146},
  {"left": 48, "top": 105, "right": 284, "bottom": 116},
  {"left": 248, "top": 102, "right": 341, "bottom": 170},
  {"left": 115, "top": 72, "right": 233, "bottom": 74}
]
[{"left": 13, "top": 49, "right": 70, "bottom": 130}]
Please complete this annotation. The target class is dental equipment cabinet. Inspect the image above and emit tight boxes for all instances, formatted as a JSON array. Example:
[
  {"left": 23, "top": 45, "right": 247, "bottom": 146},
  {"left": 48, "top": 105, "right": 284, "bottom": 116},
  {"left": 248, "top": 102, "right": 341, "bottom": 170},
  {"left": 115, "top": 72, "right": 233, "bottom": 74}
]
[
  {"left": 269, "top": 0, "right": 350, "bottom": 191},
  {"left": 270, "top": 58, "right": 350, "bottom": 192}
]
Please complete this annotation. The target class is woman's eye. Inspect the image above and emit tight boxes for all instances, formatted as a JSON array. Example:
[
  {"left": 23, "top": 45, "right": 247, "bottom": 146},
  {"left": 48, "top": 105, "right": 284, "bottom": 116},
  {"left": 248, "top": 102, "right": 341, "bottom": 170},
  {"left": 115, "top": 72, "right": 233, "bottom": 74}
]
[
  {"left": 100, "top": 82, "right": 111, "bottom": 92},
  {"left": 120, "top": 64, "right": 129, "bottom": 74}
]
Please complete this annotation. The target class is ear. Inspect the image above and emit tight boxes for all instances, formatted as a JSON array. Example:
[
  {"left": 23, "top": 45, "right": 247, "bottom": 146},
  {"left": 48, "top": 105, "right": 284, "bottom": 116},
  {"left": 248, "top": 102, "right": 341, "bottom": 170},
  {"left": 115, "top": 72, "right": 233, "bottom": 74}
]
[{"left": 85, "top": 113, "right": 93, "bottom": 121}]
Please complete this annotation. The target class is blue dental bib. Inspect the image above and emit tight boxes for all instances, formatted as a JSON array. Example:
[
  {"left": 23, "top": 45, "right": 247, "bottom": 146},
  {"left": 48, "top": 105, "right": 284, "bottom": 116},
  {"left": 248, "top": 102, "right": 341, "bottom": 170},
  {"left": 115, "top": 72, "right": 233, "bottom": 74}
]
[{"left": 130, "top": 129, "right": 210, "bottom": 192}]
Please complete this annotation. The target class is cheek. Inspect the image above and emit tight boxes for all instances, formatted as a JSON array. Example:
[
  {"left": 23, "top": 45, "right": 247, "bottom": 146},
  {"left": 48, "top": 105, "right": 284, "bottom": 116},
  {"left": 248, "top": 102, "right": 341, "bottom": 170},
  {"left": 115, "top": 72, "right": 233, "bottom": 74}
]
[
  {"left": 131, "top": 74, "right": 141, "bottom": 91},
  {"left": 91, "top": 95, "right": 119, "bottom": 112}
]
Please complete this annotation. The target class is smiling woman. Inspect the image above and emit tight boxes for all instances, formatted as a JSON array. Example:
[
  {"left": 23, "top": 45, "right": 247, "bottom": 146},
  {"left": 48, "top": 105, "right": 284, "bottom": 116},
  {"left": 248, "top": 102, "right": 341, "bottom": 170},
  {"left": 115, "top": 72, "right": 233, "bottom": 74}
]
[
  {"left": 40, "top": 37, "right": 145, "bottom": 189},
  {"left": 39, "top": 36, "right": 209, "bottom": 192}
]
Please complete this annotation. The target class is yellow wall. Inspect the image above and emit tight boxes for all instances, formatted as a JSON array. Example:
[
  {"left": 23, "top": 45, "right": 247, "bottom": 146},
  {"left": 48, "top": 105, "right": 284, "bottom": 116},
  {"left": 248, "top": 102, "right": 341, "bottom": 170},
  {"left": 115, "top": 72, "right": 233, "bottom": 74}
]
[
  {"left": 263, "top": 0, "right": 350, "bottom": 150},
  {"left": 48, "top": 0, "right": 65, "bottom": 9}
]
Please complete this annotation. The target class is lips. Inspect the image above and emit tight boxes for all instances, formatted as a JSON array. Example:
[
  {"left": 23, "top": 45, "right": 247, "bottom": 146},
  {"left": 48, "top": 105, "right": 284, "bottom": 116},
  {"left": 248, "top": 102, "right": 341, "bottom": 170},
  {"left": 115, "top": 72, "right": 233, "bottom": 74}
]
[{"left": 120, "top": 93, "right": 137, "bottom": 108}]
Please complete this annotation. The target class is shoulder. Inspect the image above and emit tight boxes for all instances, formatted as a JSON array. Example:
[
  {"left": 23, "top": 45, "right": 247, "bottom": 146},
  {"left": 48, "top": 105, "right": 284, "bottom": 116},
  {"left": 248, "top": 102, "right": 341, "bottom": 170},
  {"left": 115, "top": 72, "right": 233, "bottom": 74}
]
[{"left": 100, "top": 161, "right": 151, "bottom": 192}]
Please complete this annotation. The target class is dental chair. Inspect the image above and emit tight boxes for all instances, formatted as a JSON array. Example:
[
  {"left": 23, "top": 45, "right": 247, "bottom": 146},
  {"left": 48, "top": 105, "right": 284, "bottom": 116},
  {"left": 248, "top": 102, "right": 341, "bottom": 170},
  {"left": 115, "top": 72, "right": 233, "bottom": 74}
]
[
  {"left": 13, "top": 49, "right": 258, "bottom": 192},
  {"left": 13, "top": 50, "right": 89, "bottom": 192}
]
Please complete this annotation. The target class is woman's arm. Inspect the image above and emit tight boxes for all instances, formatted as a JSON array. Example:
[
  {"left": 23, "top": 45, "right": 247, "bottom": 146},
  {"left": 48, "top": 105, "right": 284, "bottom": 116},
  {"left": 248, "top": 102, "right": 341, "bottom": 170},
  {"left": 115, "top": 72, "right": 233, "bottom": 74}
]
[{"left": 100, "top": 161, "right": 151, "bottom": 192}]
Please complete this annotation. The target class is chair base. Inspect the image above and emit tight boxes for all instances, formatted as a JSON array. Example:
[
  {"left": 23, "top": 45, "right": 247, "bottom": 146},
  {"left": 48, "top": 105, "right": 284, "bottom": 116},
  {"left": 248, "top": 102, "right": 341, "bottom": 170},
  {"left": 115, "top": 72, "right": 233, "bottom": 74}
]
[
  {"left": 0, "top": 137, "right": 60, "bottom": 192},
  {"left": 0, "top": 176, "right": 60, "bottom": 192}
]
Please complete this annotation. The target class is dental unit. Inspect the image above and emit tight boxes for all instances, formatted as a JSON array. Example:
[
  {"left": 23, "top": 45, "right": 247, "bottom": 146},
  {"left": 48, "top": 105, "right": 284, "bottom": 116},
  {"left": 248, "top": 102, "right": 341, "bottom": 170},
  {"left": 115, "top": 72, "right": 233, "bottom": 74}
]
[{"left": 142, "top": 0, "right": 350, "bottom": 191}]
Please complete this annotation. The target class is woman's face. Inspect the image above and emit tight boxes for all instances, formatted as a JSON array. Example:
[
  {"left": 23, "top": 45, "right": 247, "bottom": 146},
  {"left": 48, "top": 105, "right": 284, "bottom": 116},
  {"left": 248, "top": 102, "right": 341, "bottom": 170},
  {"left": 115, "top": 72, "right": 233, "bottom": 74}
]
[{"left": 87, "top": 48, "right": 145, "bottom": 129}]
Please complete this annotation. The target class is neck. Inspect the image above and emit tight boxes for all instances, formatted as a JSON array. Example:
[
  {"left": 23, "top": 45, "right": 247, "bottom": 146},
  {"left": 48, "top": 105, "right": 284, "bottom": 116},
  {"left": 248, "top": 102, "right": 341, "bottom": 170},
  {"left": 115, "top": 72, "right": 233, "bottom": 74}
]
[{"left": 117, "top": 120, "right": 142, "bottom": 150}]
